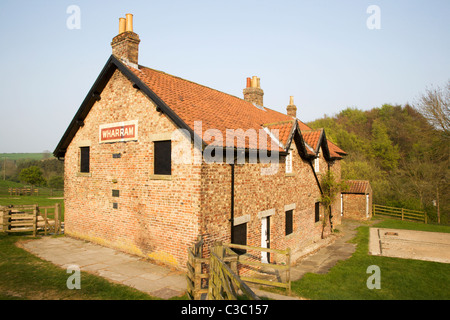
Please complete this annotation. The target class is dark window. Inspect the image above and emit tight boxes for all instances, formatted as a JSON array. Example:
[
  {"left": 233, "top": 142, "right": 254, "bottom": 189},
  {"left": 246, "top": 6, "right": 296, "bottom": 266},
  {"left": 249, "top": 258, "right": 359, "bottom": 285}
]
[
  {"left": 113, "top": 203, "right": 118, "bottom": 209},
  {"left": 154, "top": 140, "right": 171, "bottom": 175},
  {"left": 285, "top": 210, "right": 293, "bottom": 235},
  {"left": 315, "top": 202, "right": 321, "bottom": 223},
  {"left": 80, "top": 147, "right": 90, "bottom": 173},
  {"left": 112, "top": 190, "right": 120, "bottom": 197},
  {"left": 232, "top": 223, "right": 247, "bottom": 255}
]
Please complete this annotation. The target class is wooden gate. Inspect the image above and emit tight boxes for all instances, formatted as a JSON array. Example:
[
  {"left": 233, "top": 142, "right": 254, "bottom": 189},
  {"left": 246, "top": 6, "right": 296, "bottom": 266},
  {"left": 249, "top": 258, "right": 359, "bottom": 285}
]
[
  {"left": 208, "top": 242, "right": 260, "bottom": 300},
  {"left": 1, "top": 204, "right": 61, "bottom": 236},
  {"left": 186, "top": 239, "right": 291, "bottom": 300},
  {"left": 186, "top": 236, "right": 209, "bottom": 300}
]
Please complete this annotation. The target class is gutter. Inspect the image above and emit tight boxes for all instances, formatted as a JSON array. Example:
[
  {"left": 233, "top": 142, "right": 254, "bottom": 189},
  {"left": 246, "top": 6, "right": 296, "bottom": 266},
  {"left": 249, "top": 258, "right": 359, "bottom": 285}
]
[
  {"left": 310, "top": 160, "right": 323, "bottom": 195},
  {"left": 230, "top": 163, "right": 235, "bottom": 242}
]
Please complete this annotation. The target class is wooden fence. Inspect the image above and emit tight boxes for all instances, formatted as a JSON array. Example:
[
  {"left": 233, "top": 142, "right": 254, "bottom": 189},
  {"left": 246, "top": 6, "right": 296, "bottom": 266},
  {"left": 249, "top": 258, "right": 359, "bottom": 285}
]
[
  {"left": 0, "top": 204, "right": 62, "bottom": 236},
  {"left": 0, "top": 187, "right": 63, "bottom": 197},
  {"left": 186, "top": 237, "right": 291, "bottom": 300},
  {"left": 373, "top": 204, "right": 427, "bottom": 223},
  {"left": 8, "top": 187, "right": 39, "bottom": 196},
  {"left": 186, "top": 236, "right": 209, "bottom": 300}
]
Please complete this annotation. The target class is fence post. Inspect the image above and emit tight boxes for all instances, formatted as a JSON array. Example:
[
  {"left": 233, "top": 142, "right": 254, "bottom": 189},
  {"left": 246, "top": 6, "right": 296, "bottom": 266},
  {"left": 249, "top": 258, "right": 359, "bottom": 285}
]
[
  {"left": 1, "top": 209, "right": 7, "bottom": 233},
  {"left": 32, "top": 205, "right": 38, "bottom": 237},
  {"left": 55, "top": 203, "right": 60, "bottom": 235},
  {"left": 44, "top": 208, "right": 48, "bottom": 236},
  {"left": 401, "top": 208, "right": 404, "bottom": 221},
  {"left": 286, "top": 247, "right": 291, "bottom": 296}
]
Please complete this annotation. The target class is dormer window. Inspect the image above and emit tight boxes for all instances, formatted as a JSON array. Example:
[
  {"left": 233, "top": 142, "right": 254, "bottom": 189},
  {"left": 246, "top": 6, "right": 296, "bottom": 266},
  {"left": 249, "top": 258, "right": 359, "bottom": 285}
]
[
  {"left": 285, "top": 149, "right": 292, "bottom": 174},
  {"left": 314, "top": 151, "right": 320, "bottom": 173}
]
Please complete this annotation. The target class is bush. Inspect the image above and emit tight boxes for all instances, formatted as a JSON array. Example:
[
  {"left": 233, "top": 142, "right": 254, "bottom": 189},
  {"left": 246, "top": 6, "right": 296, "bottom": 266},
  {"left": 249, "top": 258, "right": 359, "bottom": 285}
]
[
  {"left": 19, "top": 166, "right": 46, "bottom": 187},
  {"left": 47, "top": 175, "right": 64, "bottom": 189}
]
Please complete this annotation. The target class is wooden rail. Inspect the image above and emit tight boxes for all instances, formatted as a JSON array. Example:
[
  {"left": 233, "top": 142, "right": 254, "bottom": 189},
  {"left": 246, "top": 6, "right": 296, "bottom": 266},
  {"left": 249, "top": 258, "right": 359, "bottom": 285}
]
[
  {"left": 373, "top": 204, "right": 427, "bottom": 223},
  {"left": 8, "top": 187, "right": 39, "bottom": 196}
]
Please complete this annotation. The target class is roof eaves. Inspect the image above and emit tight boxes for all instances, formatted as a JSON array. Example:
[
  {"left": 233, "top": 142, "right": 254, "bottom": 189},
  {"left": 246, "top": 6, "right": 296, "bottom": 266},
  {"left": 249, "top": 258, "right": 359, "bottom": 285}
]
[
  {"left": 294, "top": 122, "right": 315, "bottom": 160},
  {"left": 53, "top": 55, "right": 117, "bottom": 158},
  {"left": 53, "top": 55, "right": 209, "bottom": 158},
  {"left": 114, "top": 57, "right": 207, "bottom": 148}
]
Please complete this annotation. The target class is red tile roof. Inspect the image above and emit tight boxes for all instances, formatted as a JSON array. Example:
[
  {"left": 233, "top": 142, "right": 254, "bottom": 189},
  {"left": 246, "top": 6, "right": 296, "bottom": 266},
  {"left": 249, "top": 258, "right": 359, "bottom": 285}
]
[
  {"left": 129, "top": 66, "right": 296, "bottom": 152},
  {"left": 343, "top": 180, "right": 371, "bottom": 194},
  {"left": 262, "top": 120, "right": 296, "bottom": 148},
  {"left": 53, "top": 55, "right": 347, "bottom": 159},
  {"left": 302, "top": 129, "right": 323, "bottom": 152}
]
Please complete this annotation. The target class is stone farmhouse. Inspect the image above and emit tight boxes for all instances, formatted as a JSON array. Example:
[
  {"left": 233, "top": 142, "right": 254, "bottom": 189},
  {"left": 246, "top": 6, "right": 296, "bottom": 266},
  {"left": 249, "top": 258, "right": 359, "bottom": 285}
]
[{"left": 54, "top": 14, "right": 347, "bottom": 269}]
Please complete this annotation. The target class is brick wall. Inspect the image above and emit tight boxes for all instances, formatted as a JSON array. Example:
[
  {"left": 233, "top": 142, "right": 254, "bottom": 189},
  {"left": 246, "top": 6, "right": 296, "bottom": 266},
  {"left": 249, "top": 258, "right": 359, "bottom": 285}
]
[
  {"left": 342, "top": 191, "right": 372, "bottom": 221},
  {"left": 64, "top": 69, "right": 202, "bottom": 268},
  {"left": 199, "top": 141, "right": 339, "bottom": 263}
]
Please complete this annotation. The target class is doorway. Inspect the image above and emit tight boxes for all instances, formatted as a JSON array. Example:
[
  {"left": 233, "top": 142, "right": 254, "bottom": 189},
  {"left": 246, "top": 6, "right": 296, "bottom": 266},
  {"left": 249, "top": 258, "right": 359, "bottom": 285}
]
[{"left": 261, "top": 216, "right": 270, "bottom": 263}]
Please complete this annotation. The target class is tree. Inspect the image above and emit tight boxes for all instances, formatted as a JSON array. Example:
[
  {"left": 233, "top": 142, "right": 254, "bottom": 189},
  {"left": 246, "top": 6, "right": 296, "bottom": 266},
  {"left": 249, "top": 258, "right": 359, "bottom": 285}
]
[
  {"left": 19, "top": 166, "right": 46, "bottom": 186},
  {"left": 320, "top": 170, "right": 348, "bottom": 239},
  {"left": 415, "top": 80, "right": 450, "bottom": 136},
  {"left": 370, "top": 119, "right": 400, "bottom": 171},
  {"left": 414, "top": 81, "right": 450, "bottom": 223},
  {"left": 47, "top": 175, "right": 64, "bottom": 189}
]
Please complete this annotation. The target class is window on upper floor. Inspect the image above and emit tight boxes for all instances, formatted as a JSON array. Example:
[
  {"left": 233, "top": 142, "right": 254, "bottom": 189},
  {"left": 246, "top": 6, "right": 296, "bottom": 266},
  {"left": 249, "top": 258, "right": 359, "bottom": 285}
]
[
  {"left": 154, "top": 140, "right": 172, "bottom": 175},
  {"left": 314, "top": 152, "right": 320, "bottom": 173},
  {"left": 285, "top": 150, "right": 292, "bottom": 174}
]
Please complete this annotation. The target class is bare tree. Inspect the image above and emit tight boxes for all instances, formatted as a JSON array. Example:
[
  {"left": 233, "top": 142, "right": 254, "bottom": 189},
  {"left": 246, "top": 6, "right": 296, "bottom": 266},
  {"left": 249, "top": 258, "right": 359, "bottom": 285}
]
[
  {"left": 416, "top": 80, "right": 450, "bottom": 136},
  {"left": 413, "top": 81, "right": 450, "bottom": 223}
]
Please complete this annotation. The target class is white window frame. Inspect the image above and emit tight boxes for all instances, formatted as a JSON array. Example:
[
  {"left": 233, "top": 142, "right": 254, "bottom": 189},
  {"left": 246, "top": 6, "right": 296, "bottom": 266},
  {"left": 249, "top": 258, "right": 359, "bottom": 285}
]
[
  {"left": 314, "top": 151, "right": 320, "bottom": 173},
  {"left": 285, "top": 150, "right": 292, "bottom": 174}
]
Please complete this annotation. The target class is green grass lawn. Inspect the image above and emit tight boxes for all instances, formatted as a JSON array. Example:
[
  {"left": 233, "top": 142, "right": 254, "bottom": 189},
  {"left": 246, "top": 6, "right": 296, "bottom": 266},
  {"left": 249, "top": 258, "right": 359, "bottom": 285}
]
[{"left": 291, "top": 218, "right": 450, "bottom": 300}]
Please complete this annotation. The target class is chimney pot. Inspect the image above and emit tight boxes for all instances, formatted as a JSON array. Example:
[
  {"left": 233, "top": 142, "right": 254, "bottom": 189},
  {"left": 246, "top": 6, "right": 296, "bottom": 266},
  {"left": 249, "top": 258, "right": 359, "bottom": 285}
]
[
  {"left": 246, "top": 77, "right": 251, "bottom": 88},
  {"left": 119, "top": 18, "right": 126, "bottom": 34},
  {"left": 251, "top": 76, "right": 258, "bottom": 88},
  {"left": 126, "top": 13, "right": 133, "bottom": 32}
]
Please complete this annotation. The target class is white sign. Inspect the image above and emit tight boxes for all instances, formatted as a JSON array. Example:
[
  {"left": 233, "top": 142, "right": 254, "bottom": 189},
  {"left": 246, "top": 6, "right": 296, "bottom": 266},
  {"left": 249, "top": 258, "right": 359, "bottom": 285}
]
[{"left": 99, "top": 120, "right": 138, "bottom": 143}]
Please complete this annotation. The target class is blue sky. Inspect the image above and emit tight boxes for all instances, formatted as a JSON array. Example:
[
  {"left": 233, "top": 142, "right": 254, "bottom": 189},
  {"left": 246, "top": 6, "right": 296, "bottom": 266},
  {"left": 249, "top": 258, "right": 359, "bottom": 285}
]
[{"left": 0, "top": 0, "right": 449, "bottom": 153}]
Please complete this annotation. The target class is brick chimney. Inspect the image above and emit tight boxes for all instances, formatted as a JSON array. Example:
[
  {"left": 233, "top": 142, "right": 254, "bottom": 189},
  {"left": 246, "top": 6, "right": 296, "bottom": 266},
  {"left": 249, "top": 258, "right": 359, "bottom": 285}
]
[
  {"left": 243, "top": 76, "right": 264, "bottom": 106},
  {"left": 287, "top": 96, "right": 297, "bottom": 118},
  {"left": 111, "top": 14, "right": 140, "bottom": 68}
]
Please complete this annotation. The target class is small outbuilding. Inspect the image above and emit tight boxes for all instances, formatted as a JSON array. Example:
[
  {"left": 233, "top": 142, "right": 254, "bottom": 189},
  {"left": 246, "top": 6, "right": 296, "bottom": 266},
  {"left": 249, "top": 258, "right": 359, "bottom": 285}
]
[{"left": 341, "top": 180, "right": 372, "bottom": 221}]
